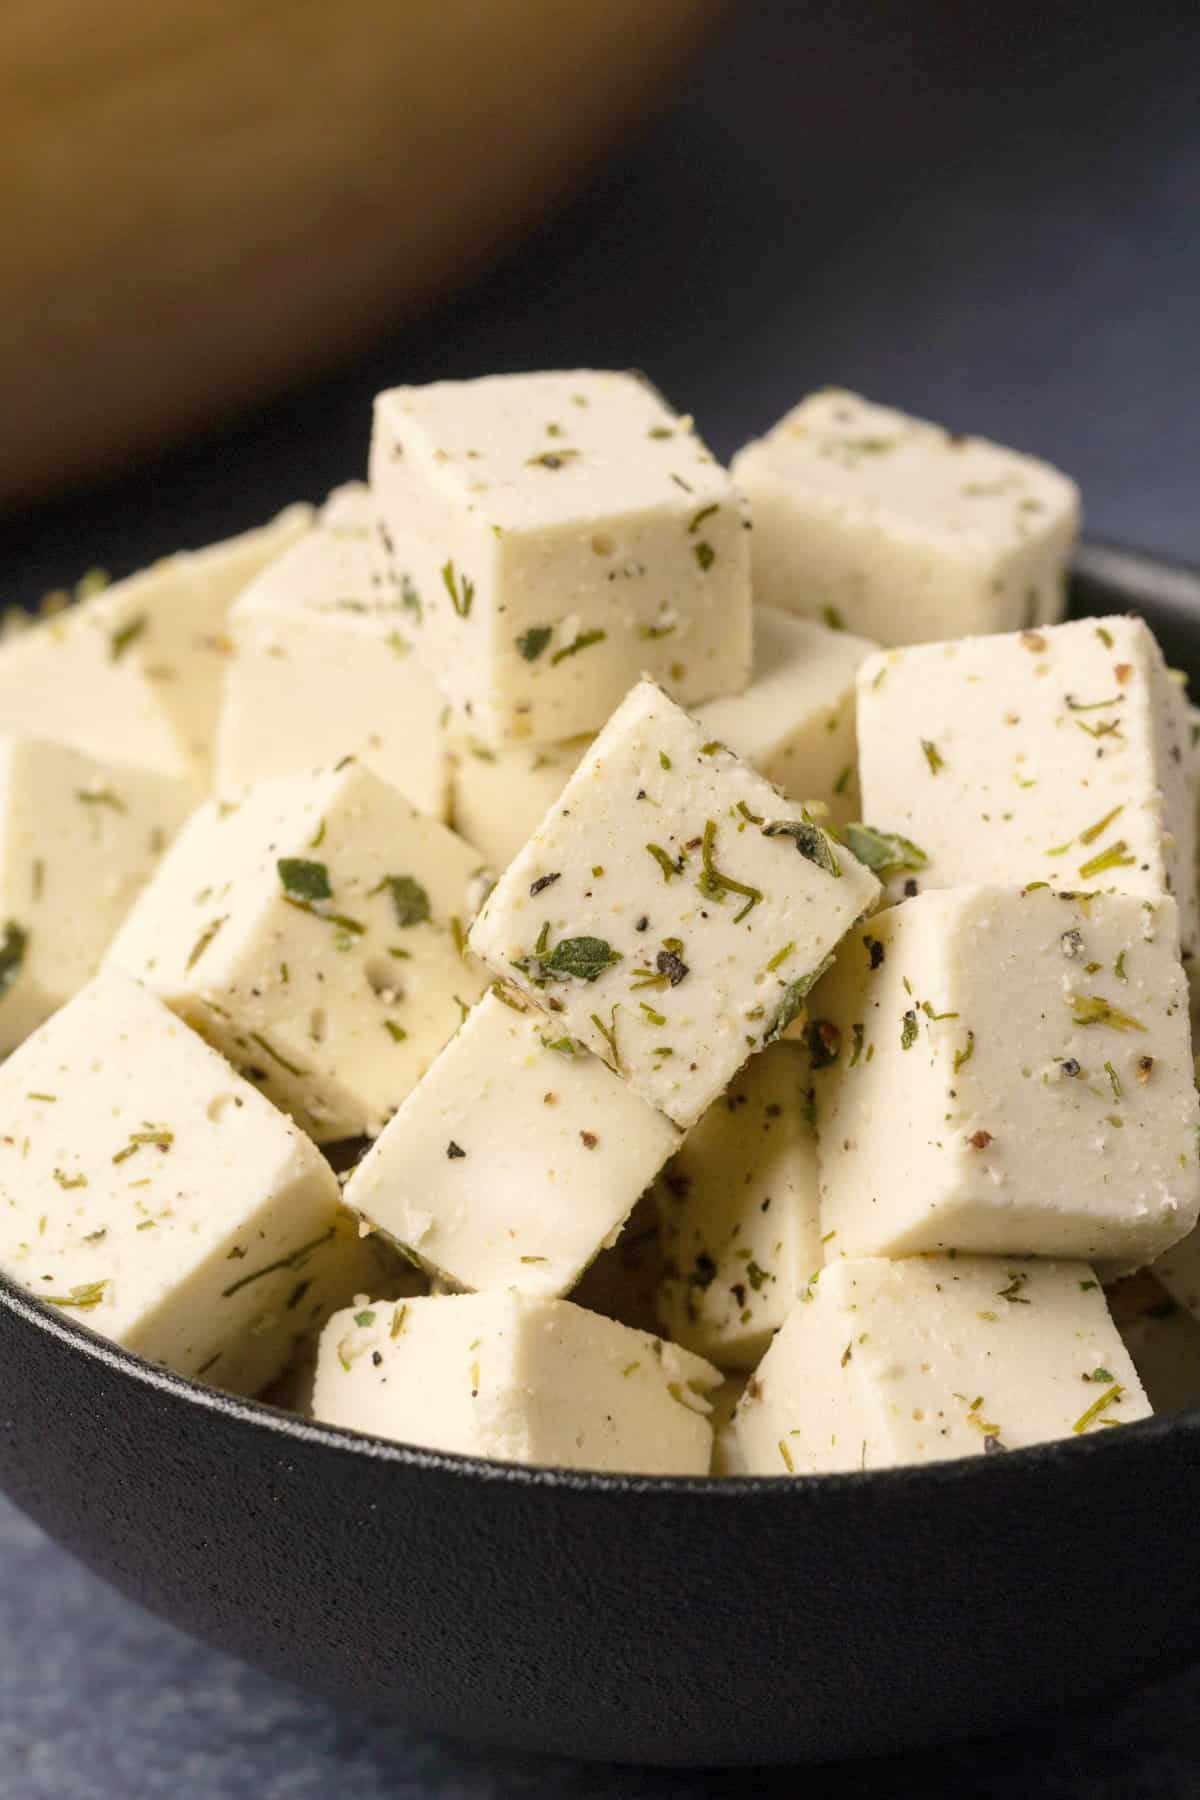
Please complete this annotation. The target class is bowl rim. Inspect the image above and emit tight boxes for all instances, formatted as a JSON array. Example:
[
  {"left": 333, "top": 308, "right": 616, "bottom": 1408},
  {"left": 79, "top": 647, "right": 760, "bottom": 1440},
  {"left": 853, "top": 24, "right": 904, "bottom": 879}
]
[{"left": 3, "top": 533, "right": 1199, "bottom": 1502}]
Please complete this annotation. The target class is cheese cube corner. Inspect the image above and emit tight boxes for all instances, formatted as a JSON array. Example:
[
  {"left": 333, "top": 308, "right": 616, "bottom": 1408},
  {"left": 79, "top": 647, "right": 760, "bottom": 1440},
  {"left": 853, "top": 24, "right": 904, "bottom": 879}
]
[
  {"left": 105, "top": 761, "right": 488, "bottom": 1140},
  {"left": 732, "top": 389, "right": 1079, "bottom": 644},
  {"left": 0, "top": 968, "right": 346, "bottom": 1396},
  {"left": 733, "top": 1256, "right": 1150, "bottom": 1475},
  {"left": 857, "top": 614, "right": 1198, "bottom": 955},
  {"left": 813, "top": 885, "right": 1199, "bottom": 1270},
  {"left": 369, "top": 371, "right": 752, "bottom": 745},
  {"left": 217, "top": 484, "right": 449, "bottom": 818},
  {"left": 312, "top": 1290, "right": 721, "bottom": 1474},
  {"left": 344, "top": 987, "right": 680, "bottom": 1296},
  {"left": 469, "top": 679, "right": 880, "bottom": 1127},
  {"left": 449, "top": 734, "right": 591, "bottom": 872},
  {"left": 0, "top": 735, "right": 192, "bottom": 1053}
]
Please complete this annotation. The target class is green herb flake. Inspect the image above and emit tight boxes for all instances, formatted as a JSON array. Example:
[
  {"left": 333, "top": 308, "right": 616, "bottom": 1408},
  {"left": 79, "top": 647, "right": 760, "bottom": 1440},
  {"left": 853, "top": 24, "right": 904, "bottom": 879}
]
[
  {"left": 383, "top": 1020, "right": 408, "bottom": 1042},
  {"left": 762, "top": 817, "right": 840, "bottom": 878},
  {"left": 221, "top": 1227, "right": 337, "bottom": 1299},
  {"left": 1069, "top": 994, "right": 1145, "bottom": 1032},
  {"left": 849, "top": 1023, "right": 865, "bottom": 1067},
  {"left": 900, "top": 1009, "right": 919, "bottom": 1050},
  {"left": 688, "top": 503, "right": 719, "bottom": 534},
  {"left": 516, "top": 625, "right": 552, "bottom": 662},
  {"left": 41, "top": 1280, "right": 110, "bottom": 1310},
  {"left": 247, "top": 1031, "right": 307, "bottom": 1077},
  {"left": 920, "top": 739, "right": 945, "bottom": 775},
  {"left": 697, "top": 819, "right": 763, "bottom": 922},
  {"left": 109, "top": 613, "right": 148, "bottom": 661},
  {"left": 953, "top": 1030, "right": 976, "bottom": 1073},
  {"left": 75, "top": 786, "right": 126, "bottom": 815},
  {"left": 373, "top": 874, "right": 431, "bottom": 928},
  {"left": 1084, "top": 1366, "right": 1115, "bottom": 1383},
  {"left": 1078, "top": 839, "right": 1136, "bottom": 881},
  {"left": 354, "top": 1309, "right": 377, "bottom": 1328},
  {"left": 277, "top": 858, "right": 332, "bottom": 904},
  {"left": 822, "top": 606, "right": 845, "bottom": 631},
  {"left": 0, "top": 921, "right": 29, "bottom": 1000},
  {"left": 844, "top": 823, "right": 928, "bottom": 878},
  {"left": 186, "top": 915, "right": 228, "bottom": 972},
  {"left": 541, "top": 936, "right": 623, "bottom": 983},
  {"left": 693, "top": 541, "right": 716, "bottom": 572},
  {"left": 441, "top": 560, "right": 475, "bottom": 618},
  {"left": 590, "top": 1006, "right": 621, "bottom": 1070},
  {"left": 551, "top": 628, "right": 606, "bottom": 666},
  {"left": 1078, "top": 804, "right": 1125, "bottom": 846},
  {"left": 1072, "top": 1383, "right": 1124, "bottom": 1434}
]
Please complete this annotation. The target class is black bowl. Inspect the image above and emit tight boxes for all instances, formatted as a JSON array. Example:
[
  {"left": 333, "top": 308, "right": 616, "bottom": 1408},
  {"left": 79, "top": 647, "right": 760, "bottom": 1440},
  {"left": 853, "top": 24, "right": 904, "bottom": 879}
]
[{"left": 2, "top": 541, "right": 1199, "bottom": 1768}]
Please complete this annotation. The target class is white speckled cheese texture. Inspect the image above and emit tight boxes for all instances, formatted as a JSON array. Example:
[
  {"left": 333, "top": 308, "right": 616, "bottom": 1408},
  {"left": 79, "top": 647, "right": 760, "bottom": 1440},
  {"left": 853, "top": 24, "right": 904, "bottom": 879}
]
[
  {"left": 732, "top": 389, "right": 1079, "bottom": 645},
  {"left": 343, "top": 987, "right": 680, "bottom": 1296},
  {"left": 813, "top": 886, "right": 1199, "bottom": 1270},
  {"left": 733, "top": 1256, "right": 1150, "bottom": 1476},
  {"left": 0, "top": 736, "right": 193, "bottom": 1054},
  {"left": 0, "top": 504, "right": 311, "bottom": 784},
  {"left": 216, "top": 485, "right": 450, "bottom": 818},
  {"left": 857, "top": 614, "right": 1199, "bottom": 956},
  {"left": 468, "top": 680, "right": 880, "bottom": 1128},
  {"left": 449, "top": 735, "right": 592, "bottom": 872},
  {"left": 655, "top": 1040, "right": 823, "bottom": 1369},
  {"left": 0, "top": 969, "right": 348, "bottom": 1396},
  {"left": 368, "top": 371, "right": 752, "bottom": 746},
  {"left": 695, "top": 609, "right": 877, "bottom": 826},
  {"left": 311, "top": 1290, "right": 721, "bottom": 1474},
  {"left": 105, "top": 761, "right": 487, "bottom": 1140}
]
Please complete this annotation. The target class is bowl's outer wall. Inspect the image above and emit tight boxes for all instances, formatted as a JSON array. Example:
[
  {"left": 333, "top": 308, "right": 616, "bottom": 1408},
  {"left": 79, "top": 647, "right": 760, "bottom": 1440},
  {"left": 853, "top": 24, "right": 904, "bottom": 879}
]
[{"left": 1, "top": 543, "right": 1199, "bottom": 1767}]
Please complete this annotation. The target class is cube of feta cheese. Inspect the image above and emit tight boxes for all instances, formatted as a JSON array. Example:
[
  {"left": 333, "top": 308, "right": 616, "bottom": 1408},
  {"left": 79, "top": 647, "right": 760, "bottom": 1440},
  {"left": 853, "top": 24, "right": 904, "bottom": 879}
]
[
  {"left": 105, "top": 761, "right": 487, "bottom": 1140},
  {"left": 731, "top": 390, "right": 1079, "bottom": 644},
  {"left": 450, "top": 735, "right": 591, "bottom": 872},
  {"left": 312, "top": 1290, "right": 721, "bottom": 1474},
  {"left": 695, "top": 609, "right": 877, "bottom": 826},
  {"left": 216, "top": 486, "right": 449, "bottom": 818},
  {"left": 469, "top": 680, "right": 880, "bottom": 1128},
  {"left": 0, "top": 506, "right": 311, "bottom": 783},
  {"left": 655, "top": 1041, "right": 823, "bottom": 1369},
  {"left": 733, "top": 1256, "right": 1150, "bottom": 1475},
  {"left": 0, "top": 736, "right": 193, "bottom": 1053},
  {"left": 343, "top": 988, "right": 680, "bottom": 1296},
  {"left": 0, "top": 969, "right": 347, "bottom": 1396},
  {"left": 857, "top": 615, "right": 1199, "bottom": 956},
  {"left": 813, "top": 886, "right": 1200, "bottom": 1269},
  {"left": 369, "top": 371, "right": 752, "bottom": 746}
]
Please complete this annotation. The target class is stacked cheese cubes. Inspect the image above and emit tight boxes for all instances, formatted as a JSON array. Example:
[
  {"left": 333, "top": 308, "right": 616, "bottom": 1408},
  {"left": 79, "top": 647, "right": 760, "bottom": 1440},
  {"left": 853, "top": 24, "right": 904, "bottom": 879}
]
[{"left": 5, "top": 369, "right": 1195, "bottom": 1482}]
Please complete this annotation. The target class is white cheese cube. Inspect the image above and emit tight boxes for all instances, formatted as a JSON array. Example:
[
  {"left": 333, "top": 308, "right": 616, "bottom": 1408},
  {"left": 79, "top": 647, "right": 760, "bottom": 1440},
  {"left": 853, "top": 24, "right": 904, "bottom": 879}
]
[
  {"left": 857, "top": 616, "right": 1199, "bottom": 957},
  {"left": 343, "top": 988, "right": 680, "bottom": 1296},
  {"left": 731, "top": 389, "right": 1079, "bottom": 645},
  {"left": 0, "top": 506, "right": 311, "bottom": 783},
  {"left": 733, "top": 1256, "right": 1150, "bottom": 1475},
  {"left": 655, "top": 1041, "right": 823, "bottom": 1369},
  {"left": 469, "top": 680, "right": 879, "bottom": 1128},
  {"left": 0, "top": 969, "right": 346, "bottom": 1396},
  {"left": 216, "top": 486, "right": 449, "bottom": 818},
  {"left": 312, "top": 1290, "right": 721, "bottom": 1474},
  {"left": 0, "top": 736, "right": 192, "bottom": 1053},
  {"left": 450, "top": 735, "right": 591, "bottom": 872},
  {"left": 369, "top": 371, "right": 752, "bottom": 746},
  {"left": 105, "top": 761, "right": 487, "bottom": 1141},
  {"left": 695, "top": 609, "right": 876, "bottom": 826},
  {"left": 814, "top": 885, "right": 1199, "bottom": 1270}
]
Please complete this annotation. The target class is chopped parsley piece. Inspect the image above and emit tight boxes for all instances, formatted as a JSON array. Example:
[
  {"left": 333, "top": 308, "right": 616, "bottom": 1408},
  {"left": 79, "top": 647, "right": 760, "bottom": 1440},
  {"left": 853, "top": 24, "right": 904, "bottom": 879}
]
[
  {"left": 646, "top": 842, "right": 683, "bottom": 882},
  {"left": 900, "top": 1009, "right": 919, "bottom": 1050},
  {"left": 1069, "top": 994, "right": 1145, "bottom": 1032},
  {"left": 590, "top": 1006, "right": 620, "bottom": 1069},
  {"left": 693, "top": 541, "right": 716, "bottom": 572},
  {"left": 762, "top": 817, "right": 840, "bottom": 878},
  {"left": 109, "top": 613, "right": 148, "bottom": 661},
  {"left": 1077, "top": 839, "right": 1136, "bottom": 881},
  {"left": 441, "top": 560, "right": 475, "bottom": 617},
  {"left": 41, "top": 1280, "right": 110, "bottom": 1310},
  {"left": 953, "top": 1030, "right": 975, "bottom": 1072},
  {"left": 186, "top": 915, "right": 228, "bottom": 972},
  {"left": 551, "top": 628, "right": 606, "bottom": 666},
  {"left": 806, "top": 1018, "right": 841, "bottom": 1069},
  {"left": 1072, "top": 1383, "right": 1123, "bottom": 1434},
  {"left": 697, "top": 819, "right": 763, "bottom": 922},
  {"left": 844, "top": 823, "right": 928, "bottom": 878},
  {"left": 277, "top": 858, "right": 332, "bottom": 904},
  {"left": 221, "top": 1227, "right": 337, "bottom": 1298},
  {"left": 764, "top": 956, "right": 833, "bottom": 1046},
  {"left": 516, "top": 625, "right": 552, "bottom": 662},
  {"left": 373, "top": 874, "right": 431, "bottom": 927},
  {"left": 248, "top": 1032, "right": 307, "bottom": 1077},
  {"left": 920, "top": 739, "right": 945, "bottom": 775}
]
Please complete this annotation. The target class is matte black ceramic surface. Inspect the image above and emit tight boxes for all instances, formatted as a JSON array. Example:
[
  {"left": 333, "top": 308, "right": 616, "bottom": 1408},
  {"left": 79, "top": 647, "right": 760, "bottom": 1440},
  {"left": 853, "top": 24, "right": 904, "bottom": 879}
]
[{"left": 2, "top": 542, "right": 1199, "bottom": 1768}]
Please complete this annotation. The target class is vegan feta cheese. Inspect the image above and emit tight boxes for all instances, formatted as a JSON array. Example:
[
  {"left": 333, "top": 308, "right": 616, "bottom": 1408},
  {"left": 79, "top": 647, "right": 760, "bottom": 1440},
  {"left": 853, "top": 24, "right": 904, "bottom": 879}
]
[
  {"left": 105, "top": 760, "right": 487, "bottom": 1140},
  {"left": 0, "top": 969, "right": 348, "bottom": 1396},
  {"left": 343, "top": 987, "right": 680, "bottom": 1296},
  {"left": 695, "top": 609, "right": 876, "bottom": 826},
  {"left": 655, "top": 1040, "right": 823, "bottom": 1369},
  {"left": 450, "top": 735, "right": 591, "bottom": 871},
  {"left": 731, "top": 389, "right": 1079, "bottom": 644},
  {"left": 813, "top": 886, "right": 1200, "bottom": 1270},
  {"left": 369, "top": 371, "right": 752, "bottom": 745},
  {"left": 856, "top": 615, "right": 1199, "bottom": 956},
  {"left": 0, "top": 736, "right": 193, "bottom": 1053},
  {"left": 733, "top": 1256, "right": 1150, "bottom": 1475},
  {"left": 312, "top": 1289, "right": 721, "bottom": 1474},
  {"left": 469, "top": 680, "right": 880, "bottom": 1128},
  {"left": 0, "top": 505, "right": 311, "bottom": 784},
  {"left": 216, "top": 485, "right": 449, "bottom": 818}
]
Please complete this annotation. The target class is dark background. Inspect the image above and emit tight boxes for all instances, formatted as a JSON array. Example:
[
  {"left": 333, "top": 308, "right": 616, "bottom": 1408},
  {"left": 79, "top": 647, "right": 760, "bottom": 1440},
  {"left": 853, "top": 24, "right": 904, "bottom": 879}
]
[{"left": 2, "top": 3, "right": 1198, "bottom": 1793}]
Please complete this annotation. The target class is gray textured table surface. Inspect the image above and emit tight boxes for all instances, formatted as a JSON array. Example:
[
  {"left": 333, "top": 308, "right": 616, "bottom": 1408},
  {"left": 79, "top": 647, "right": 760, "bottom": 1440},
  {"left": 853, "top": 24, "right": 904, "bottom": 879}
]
[{"left": 2, "top": 4, "right": 1199, "bottom": 1793}]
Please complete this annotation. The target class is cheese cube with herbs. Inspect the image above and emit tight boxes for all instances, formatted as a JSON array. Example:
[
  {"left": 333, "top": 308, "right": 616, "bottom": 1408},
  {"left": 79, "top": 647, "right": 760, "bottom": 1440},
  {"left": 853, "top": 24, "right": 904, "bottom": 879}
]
[
  {"left": 0, "top": 736, "right": 192, "bottom": 1053},
  {"left": 695, "top": 609, "right": 876, "bottom": 827},
  {"left": 0, "top": 505, "right": 311, "bottom": 784},
  {"left": 731, "top": 389, "right": 1079, "bottom": 645},
  {"left": 813, "top": 886, "right": 1199, "bottom": 1269},
  {"left": 312, "top": 1290, "right": 721, "bottom": 1474},
  {"left": 105, "top": 761, "right": 488, "bottom": 1141},
  {"left": 450, "top": 735, "right": 591, "bottom": 872},
  {"left": 369, "top": 370, "right": 752, "bottom": 746},
  {"left": 469, "top": 681, "right": 880, "bottom": 1128},
  {"left": 856, "top": 615, "right": 1199, "bottom": 955},
  {"left": 343, "top": 988, "right": 680, "bottom": 1296},
  {"left": 0, "top": 969, "right": 348, "bottom": 1397},
  {"left": 732, "top": 1256, "right": 1150, "bottom": 1477},
  {"left": 216, "top": 485, "right": 449, "bottom": 818},
  {"left": 655, "top": 1041, "right": 823, "bottom": 1369}
]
